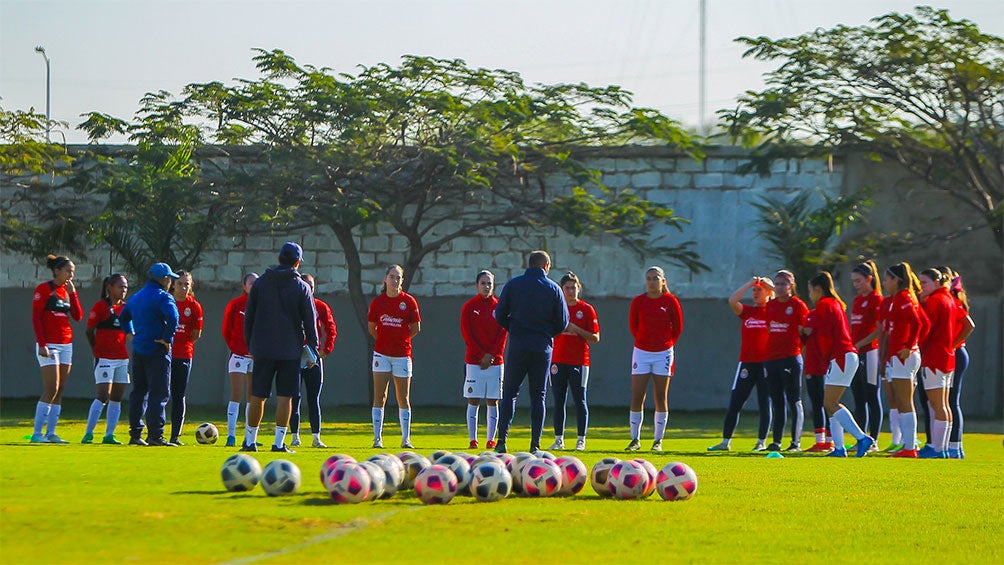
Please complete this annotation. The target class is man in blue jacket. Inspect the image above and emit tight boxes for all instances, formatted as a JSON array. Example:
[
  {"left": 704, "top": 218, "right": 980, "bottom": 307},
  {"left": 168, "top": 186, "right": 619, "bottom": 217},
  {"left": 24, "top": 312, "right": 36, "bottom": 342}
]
[
  {"left": 240, "top": 242, "right": 318, "bottom": 453},
  {"left": 494, "top": 250, "right": 569, "bottom": 454},
  {"left": 120, "top": 263, "right": 180, "bottom": 446}
]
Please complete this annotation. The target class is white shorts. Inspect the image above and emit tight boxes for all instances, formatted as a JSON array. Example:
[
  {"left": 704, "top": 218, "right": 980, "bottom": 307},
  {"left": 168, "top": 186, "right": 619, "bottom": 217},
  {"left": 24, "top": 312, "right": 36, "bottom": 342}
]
[
  {"left": 825, "top": 351, "right": 859, "bottom": 388},
  {"left": 228, "top": 354, "right": 254, "bottom": 374},
  {"left": 373, "top": 352, "right": 413, "bottom": 378},
  {"left": 36, "top": 343, "right": 73, "bottom": 367},
  {"left": 862, "top": 349, "right": 879, "bottom": 386},
  {"left": 921, "top": 367, "right": 954, "bottom": 391},
  {"left": 94, "top": 359, "right": 130, "bottom": 384},
  {"left": 885, "top": 350, "right": 921, "bottom": 381},
  {"left": 463, "top": 364, "right": 504, "bottom": 399},
  {"left": 631, "top": 347, "right": 674, "bottom": 377}
]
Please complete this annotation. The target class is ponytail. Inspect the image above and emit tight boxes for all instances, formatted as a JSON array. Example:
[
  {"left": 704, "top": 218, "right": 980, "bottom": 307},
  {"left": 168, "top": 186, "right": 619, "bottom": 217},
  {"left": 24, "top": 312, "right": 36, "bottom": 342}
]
[
  {"left": 809, "top": 271, "right": 846, "bottom": 310},
  {"left": 852, "top": 260, "right": 882, "bottom": 296},
  {"left": 45, "top": 254, "right": 71, "bottom": 274}
]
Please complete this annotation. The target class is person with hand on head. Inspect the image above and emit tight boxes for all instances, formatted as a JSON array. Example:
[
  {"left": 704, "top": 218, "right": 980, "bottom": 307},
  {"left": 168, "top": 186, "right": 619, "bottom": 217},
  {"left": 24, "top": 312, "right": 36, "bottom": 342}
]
[
  {"left": 460, "top": 270, "right": 507, "bottom": 451},
  {"left": 548, "top": 271, "right": 599, "bottom": 452},
  {"left": 168, "top": 271, "right": 203, "bottom": 445},
  {"left": 289, "top": 274, "right": 337, "bottom": 449},
  {"left": 82, "top": 274, "right": 132, "bottom": 444},
  {"left": 30, "top": 254, "right": 83, "bottom": 443},
  {"left": 221, "top": 272, "right": 258, "bottom": 447}
]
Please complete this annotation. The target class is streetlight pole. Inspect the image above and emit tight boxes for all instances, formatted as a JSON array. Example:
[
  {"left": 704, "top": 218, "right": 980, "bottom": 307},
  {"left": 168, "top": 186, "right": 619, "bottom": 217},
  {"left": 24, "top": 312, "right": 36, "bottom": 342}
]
[{"left": 34, "top": 46, "right": 51, "bottom": 142}]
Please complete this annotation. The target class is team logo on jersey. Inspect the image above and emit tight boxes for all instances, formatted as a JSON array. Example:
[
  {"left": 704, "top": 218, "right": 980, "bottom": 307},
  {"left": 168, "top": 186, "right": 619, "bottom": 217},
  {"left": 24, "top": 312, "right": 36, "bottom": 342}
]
[
  {"left": 740, "top": 368, "right": 749, "bottom": 379},
  {"left": 34, "top": 292, "right": 41, "bottom": 300},
  {"left": 184, "top": 307, "right": 192, "bottom": 317},
  {"left": 550, "top": 364, "right": 558, "bottom": 375},
  {"left": 785, "top": 306, "right": 793, "bottom": 315},
  {"left": 399, "top": 302, "right": 406, "bottom": 311},
  {"left": 473, "top": 310, "right": 480, "bottom": 315},
  {"left": 862, "top": 301, "right": 868, "bottom": 308},
  {"left": 575, "top": 310, "right": 584, "bottom": 319}
]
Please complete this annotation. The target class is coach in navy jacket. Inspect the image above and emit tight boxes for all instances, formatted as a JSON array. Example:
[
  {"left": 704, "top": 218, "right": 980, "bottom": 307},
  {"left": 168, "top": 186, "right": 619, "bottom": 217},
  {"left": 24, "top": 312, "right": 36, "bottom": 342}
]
[
  {"left": 493, "top": 250, "right": 569, "bottom": 453},
  {"left": 240, "top": 242, "right": 318, "bottom": 453}
]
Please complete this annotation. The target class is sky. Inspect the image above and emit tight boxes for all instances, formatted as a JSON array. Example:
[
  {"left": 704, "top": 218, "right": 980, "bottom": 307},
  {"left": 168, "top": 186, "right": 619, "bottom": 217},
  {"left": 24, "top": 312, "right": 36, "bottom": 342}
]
[{"left": 2, "top": 0, "right": 1002, "bottom": 143}]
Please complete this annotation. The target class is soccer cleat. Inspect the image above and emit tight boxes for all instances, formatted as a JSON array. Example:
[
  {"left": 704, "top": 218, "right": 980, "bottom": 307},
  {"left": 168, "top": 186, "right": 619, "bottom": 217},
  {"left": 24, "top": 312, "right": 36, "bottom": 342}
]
[
  {"left": 826, "top": 448, "right": 848, "bottom": 457},
  {"left": 784, "top": 443, "right": 801, "bottom": 453},
  {"left": 129, "top": 437, "right": 148, "bottom": 446},
  {"left": 892, "top": 448, "right": 918, "bottom": 458},
  {"left": 548, "top": 439, "right": 565, "bottom": 451},
  {"left": 805, "top": 442, "right": 833, "bottom": 453},
  {"left": 917, "top": 445, "right": 938, "bottom": 458},
  {"left": 225, "top": 436, "right": 236, "bottom": 447},
  {"left": 574, "top": 438, "right": 586, "bottom": 451},
  {"left": 882, "top": 443, "right": 903, "bottom": 453},
  {"left": 102, "top": 434, "right": 122, "bottom": 445},
  {"left": 291, "top": 437, "right": 301, "bottom": 447},
  {"left": 855, "top": 436, "right": 875, "bottom": 458},
  {"left": 271, "top": 444, "right": 295, "bottom": 453},
  {"left": 707, "top": 441, "right": 730, "bottom": 452},
  {"left": 45, "top": 434, "right": 69, "bottom": 444},
  {"left": 469, "top": 439, "right": 479, "bottom": 450},
  {"left": 312, "top": 439, "right": 328, "bottom": 448},
  {"left": 494, "top": 442, "right": 507, "bottom": 454},
  {"left": 766, "top": 442, "right": 782, "bottom": 452},
  {"left": 169, "top": 438, "right": 184, "bottom": 446},
  {"left": 485, "top": 439, "right": 497, "bottom": 450},
  {"left": 81, "top": 432, "right": 94, "bottom": 444},
  {"left": 625, "top": 439, "right": 641, "bottom": 452},
  {"left": 401, "top": 440, "right": 415, "bottom": 449},
  {"left": 147, "top": 437, "right": 177, "bottom": 447},
  {"left": 372, "top": 439, "right": 384, "bottom": 449},
  {"left": 29, "top": 433, "right": 49, "bottom": 443},
  {"left": 239, "top": 441, "right": 258, "bottom": 452},
  {"left": 946, "top": 448, "right": 963, "bottom": 459},
  {"left": 752, "top": 440, "right": 767, "bottom": 452},
  {"left": 651, "top": 440, "right": 663, "bottom": 452}
]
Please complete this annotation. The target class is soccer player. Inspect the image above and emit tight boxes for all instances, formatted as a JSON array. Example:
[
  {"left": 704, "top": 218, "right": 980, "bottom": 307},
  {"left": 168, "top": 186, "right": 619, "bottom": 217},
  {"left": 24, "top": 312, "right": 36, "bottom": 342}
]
[
  {"left": 917, "top": 268, "right": 957, "bottom": 458},
  {"left": 801, "top": 292, "right": 832, "bottom": 453},
  {"left": 30, "top": 254, "right": 83, "bottom": 443},
  {"left": 940, "top": 266, "right": 975, "bottom": 458},
  {"left": 708, "top": 277, "right": 774, "bottom": 452},
  {"left": 221, "top": 272, "right": 258, "bottom": 447},
  {"left": 290, "top": 274, "right": 337, "bottom": 448},
  {"left": 804, "top": 271, "right": 874, "bottom": 457},
  {"left": 82, "top": 274, "right": 131, "bottom": 444},
  {"left": 626, "top": 266, "right": 683, "bottom": 452},
  {"left": 168, "top": 271, "right": 203, "bottom": 445},
  {"left": 763, "top": 270, "right": 809, "bottom": 452},
  {"left": 847, "top": 261, "right": 885, "bottom": 450},
  {"left": 548, "top": 271, "right": 600, "bottom": 452},
  {"left": 460, "top": 270, "right": 507, "bottom": 450},
  {"left": 369, "top": 265, "right": 422, "bottom": 449}
]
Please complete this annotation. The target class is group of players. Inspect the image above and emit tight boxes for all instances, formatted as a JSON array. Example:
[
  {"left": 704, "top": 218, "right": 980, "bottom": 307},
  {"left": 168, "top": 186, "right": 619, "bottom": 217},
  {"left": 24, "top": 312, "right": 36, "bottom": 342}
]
[{"left": 28, "top": 251, "right": 973, "bottom": 459}]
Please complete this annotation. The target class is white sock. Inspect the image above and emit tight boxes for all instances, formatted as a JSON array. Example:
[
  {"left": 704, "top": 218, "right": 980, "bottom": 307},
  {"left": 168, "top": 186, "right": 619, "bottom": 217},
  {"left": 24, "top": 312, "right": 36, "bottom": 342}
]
[
  {"left": 466, "top": 404, "right": 479, "bottom": 441},
  {"left": 555, "top": 434, "right": 564, "bottom": 443},
  {"left": 312, "top": 432, "right": 321, "bottom": 443},
  {"left": 949, "top": 441, "right": 961, "bottom": 450},
  {"left": 274, "top": 426, "right": 287, "bottom": 448},
  {"left": 629, "top": 410, "right": 643, "bottom": 441},
  {"left": 106, "top": 401, "right": 122, "bottom": 436},
  {"left": 900, "top": 412, "right": 917, "bottom": 450},
  {"left": 85, "top": 399, "right": 105, "bottom": 435},
  {"left": 830, "top": 416, "right": 845, "bottom": 450},
  {"left": 889, "top": 409, "right": 901, "bottom": 444},
  {"left": 943, "top": 422, "right": 953, "bottom": 453},
  {"left": 932, "top": 420, "right": 947, "bottom": 453},
  {"left": 792, "top": 400, "right": 804, "bottom": 445},
  {"left": 721, "top": 438, "right": 732, "bottom": 447},
  {"left": 372, "top": 407, "right": 384, "bottom": 440},
  {"left": 33, "top": 402, "right": 51, "bottom": 435},
  {"left": 227, "top": 401, "right": 240, "bottom": 438},
  {"left": 45, "top": 404, "right": 61, "bottom": 436},
  {"left": 654, "top": 411, "right": 668, "bottom": 442},
  {"left": 291, "top": 432, "right": 301, "bottom": 444},
  {"left": 399, "top": 408, "right": 412, "bottom": 443},
  {"left": 245, "top": 403, "right": 251, "bottom": 428},
  {"left": 244, "top": 426, "right": 259, "bottom": 447},
  {"left": 834, "top": 407, "right": 866, "bottom": 441},
  {"left": 578, "top": 435, "right": 586, "bottom": 442},
  {"left": 814, "top": 429, "right": 825, "bottom": 443},
  {"left": 486, "top": 405, "right": 499, "bottom": 441}
]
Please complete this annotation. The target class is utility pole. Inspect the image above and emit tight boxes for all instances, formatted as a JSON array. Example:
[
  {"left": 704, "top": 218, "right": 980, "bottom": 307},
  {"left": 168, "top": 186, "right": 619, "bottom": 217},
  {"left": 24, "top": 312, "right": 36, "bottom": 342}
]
[
  {"left": 34, "top": 46, "right": 51, "bottom": 142},
  {"left": 698, "top": 0, "right": 707, "bottom": 136}
]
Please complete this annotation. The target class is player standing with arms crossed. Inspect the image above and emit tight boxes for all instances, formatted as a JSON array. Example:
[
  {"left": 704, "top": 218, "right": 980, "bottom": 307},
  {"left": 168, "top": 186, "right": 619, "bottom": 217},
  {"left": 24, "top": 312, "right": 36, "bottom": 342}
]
[
  {"left": 290, "top": 274, "right": 337, "bottom": 448},
  {"left": 222, "top": 273, "right": 258, "bottom": 447},
  {"left": 460, "top": 270, "right": 507, "bottom": 450},
  {"left": 82, "top": 274, "right": 131, "bottom": 444},
  {"left": 168, "top": 271, "right": 203, "bottom": 445},
  {"left": 763, "top": 270, "right": 809, "bottom": 452}
]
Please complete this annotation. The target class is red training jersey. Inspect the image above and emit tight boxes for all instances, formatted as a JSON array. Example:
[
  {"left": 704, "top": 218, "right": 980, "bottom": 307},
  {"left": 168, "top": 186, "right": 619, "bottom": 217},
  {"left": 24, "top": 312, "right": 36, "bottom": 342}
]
[
  {"left": 811, "top": 297, "right": 857, "bottom": 370},
  {"left": 313, "top": 298, "right": 337, "bottom": 356},
  {"left": 738, "top": 304, "right": 769, "bottom": 363},
  {"left": 87, "top": 299, "right": 128, "bottom": 360},
  {"left": 629, "top": 292, "right": 683, "bottom": 353},
  {"left": 802, "top": 309, "right": 827, "bottom": 376},
  {"left": 552, "top": 299, "right": 599, "bottom": 366},
  {"left": 764, "top": 296, "right": 809, "bottom": 361},
  {"left": 460, "top": 294, "right": 507, "bottom": 365},
  {"left": 222, "top": 294, "right": 250, "bottom": 356},
  {"left": 368, "top": 291, "right": 421, "bottom": 357},
  {"left": 173, "top": 296, "right": 204, "bottom": 360},
  {"left": 880, "top": 290, "right": 928, "bottom": 364},
  {"left": 919, "top": 287, "right": 956, "bottom": 373},
  {"left": 32, "top": 281, "right": 83, "bottom": 347},
  {"left": 850, "top": 292, "right": 883, "bottom": 352}
]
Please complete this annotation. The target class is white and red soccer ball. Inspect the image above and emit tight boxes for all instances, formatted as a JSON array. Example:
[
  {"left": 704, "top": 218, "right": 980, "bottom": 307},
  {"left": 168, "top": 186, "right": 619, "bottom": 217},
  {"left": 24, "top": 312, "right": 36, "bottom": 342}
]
[
  {"left": 656, "top": 461, "right": 698, "bottom": 501},
  {"left": 607, "top": 460, "right": 648, "bottom": 500},
  {"left": 554, "top": 456, "right": 588, "bottom": 496},
  {"left": 326, "top": 462, "right": 371, "bottom": 504},
  {"left": 415, "top": 464, "right": 459, "bottom": 504},
  {"left": 521, "top": 458, "right": 562, "bottom": 497}
]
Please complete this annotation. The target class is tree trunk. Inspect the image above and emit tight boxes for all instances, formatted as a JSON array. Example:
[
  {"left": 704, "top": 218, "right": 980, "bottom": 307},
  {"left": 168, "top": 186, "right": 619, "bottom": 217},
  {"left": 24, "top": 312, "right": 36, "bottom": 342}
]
[{"left": 329, "top": 223, "right": 375, "bottom": 406}]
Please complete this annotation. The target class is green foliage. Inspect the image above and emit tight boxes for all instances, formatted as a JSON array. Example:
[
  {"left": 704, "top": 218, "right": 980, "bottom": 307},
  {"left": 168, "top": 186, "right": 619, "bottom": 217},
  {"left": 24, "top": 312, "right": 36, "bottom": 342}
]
[{"left": 721, "top": 7, "right": 1004, "bottom": 244}]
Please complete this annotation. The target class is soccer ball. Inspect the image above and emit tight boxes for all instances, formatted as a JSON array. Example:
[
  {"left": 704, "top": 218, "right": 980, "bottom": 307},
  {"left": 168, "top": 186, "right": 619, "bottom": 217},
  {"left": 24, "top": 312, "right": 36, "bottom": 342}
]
[
  {"left": 521, "top": 458, "right": 562, "bottom": 497},
  {"left": 495, "top": 452, "right": 516, "bottom": 470},
  {"left": 435, "top": 453, "right": 473, "bottom": 494},
  {"left": 469, "top": 462, "right": 511, "bottom": 502},
  {"left": 554, "top": 456, "right": 588, "bottom": 496},
  {"left": 327, "top": 463, "right": 371, "bottom": 504},
  {"left": 607, "top": 460, "right": 648, "bottom": 500},
  {"left": 414, "top": 464, "right": 459, "bottom": 505},
  {"left": 261, "top": 459, "right": 301, "bottom": 497},
  {"left": 397, "top": 451, "right": 431, "bottom": 490},
  {"left": 430, "top": 450, "right": 453, "bottom": 464},
  {"left": 357, "top": 461, "right": 387, "bottom": 502},
  {"left": 454, "top": 452, "right": 477, "bottom": 467},
  {"left": 367, "top": 454, "right": 404, "bottom": 499},
  {"left": 534, "top": 450, "right": 557, "bottom": 461},
  {"left": 195, "top": 422, "right": 219, "bottom": 444},
  {"left": 633, "top": 459, "right": 658, "bottom": 499},
  {"left": 590, "top": 457, "right": 621, "bottom": 497},
  {"left": 221, "top": 453, "right": 262, "bottom": 492},
  {"left": 320, "top": 454, "right": 357, "bottom": 489},
  {"left": 470, "top": 454, "right": 501, "bottom": 470},
  {"left": 508, "top": 452, "right": 537, "bottom": 495},
  {"left": 656, "top": 462, "right": 698, "bottom": 501}
]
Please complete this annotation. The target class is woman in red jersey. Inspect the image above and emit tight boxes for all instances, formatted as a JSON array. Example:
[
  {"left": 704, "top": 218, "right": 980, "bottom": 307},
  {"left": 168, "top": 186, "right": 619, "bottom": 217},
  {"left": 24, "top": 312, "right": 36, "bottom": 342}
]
[
  {"left": 547, "top": 271, "right": 600, "bottom": 452},
  {"left": 917, "top": 268, "right": 958, "bottom": 458},
  {"left": 30, "top": 254, "right": 84, "bottom": 443},
  {"left": 168, "top": 271, "right": 203, "bottom": 445},
  {"left": 801, "top": 284, "right": 832, "bottom": 453},
  {"left": 878, "top": 262, "right": 929, "bottom": 458},
  {"left": 460, "top": 270, "right": 508, "bottom": 451},
  {"left": 626, "top": 266, "right": 683, "bottom": 452},
  {"left": 847, "top": 260, "right": 885, "bottom": 449},
  {"left": 221, "top": 272, "right": 258, "bottom": 447},
  {"left": 938, "top": 267, "right": 975, "bottom": 458},
  {"left": 708, "top": 276, "right": 774, "bottom": 452},
  {"left": 82, "top": 274, "right": 131, "bottom": 445},
  {"left": 368, "top": 265, "right": 422, "bottom": 449},
  {"left": 804, "top": 271, "right": 874, "bottom": 457},
  {"left": 763, "top": 270, "right": 809, "bottom": 452}
]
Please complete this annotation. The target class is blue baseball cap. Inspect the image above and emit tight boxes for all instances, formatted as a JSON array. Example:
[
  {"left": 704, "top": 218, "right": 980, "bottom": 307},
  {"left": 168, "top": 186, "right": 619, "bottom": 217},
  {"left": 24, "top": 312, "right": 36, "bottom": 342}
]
[
  {"left": 149, "top": 262, "right": 180, "bottom": 279},
  {"left": 279, "top": 242, "right": 303, "bottom": 263}
]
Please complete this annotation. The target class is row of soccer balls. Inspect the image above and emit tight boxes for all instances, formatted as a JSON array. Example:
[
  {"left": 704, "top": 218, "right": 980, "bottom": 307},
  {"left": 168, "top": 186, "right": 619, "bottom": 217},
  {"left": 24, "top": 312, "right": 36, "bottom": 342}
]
[{"left": 222, "top": 449, "right": 699, "bottom": 503}]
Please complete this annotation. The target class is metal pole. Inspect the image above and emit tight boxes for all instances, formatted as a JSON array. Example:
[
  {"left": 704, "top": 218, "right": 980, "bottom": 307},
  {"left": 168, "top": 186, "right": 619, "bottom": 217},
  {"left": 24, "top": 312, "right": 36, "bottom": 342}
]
[
  {"left": 698, "top": 0, "right": 707, "bottom": 136},
  {"left": 34, "top": 46, "right": 51, "bottom": 142}
]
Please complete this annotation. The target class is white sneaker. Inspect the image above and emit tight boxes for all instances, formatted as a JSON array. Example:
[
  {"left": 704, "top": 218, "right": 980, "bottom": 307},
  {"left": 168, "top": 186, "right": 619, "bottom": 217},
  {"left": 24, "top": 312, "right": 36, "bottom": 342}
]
[
  {"left": 290, "top": 437, "right": 301, "bottom": 447},
  {"left": 574, "top": 438, "right": 586, "bottom": 451},
  {"left": 372, "top": 438, "right": 383, "bottom": 449},
  {"left": 548, "top": 439, "right": 565, "bottom": 451},
  {"left": 752, "top": 440, "right": 767, "bottom": 452},
  {"left": 312, "top": 438, "right": 327, "bottom": 448}
]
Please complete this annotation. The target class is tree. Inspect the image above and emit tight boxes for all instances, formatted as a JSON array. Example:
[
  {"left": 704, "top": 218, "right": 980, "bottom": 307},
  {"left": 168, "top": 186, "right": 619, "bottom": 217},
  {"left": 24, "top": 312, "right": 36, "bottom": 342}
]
[
  {"left": 170, "top": 50, "right": 708, "bottom": 340},
  {"left": 722, "top": 7, "right": 1004, "bottom": 246}
]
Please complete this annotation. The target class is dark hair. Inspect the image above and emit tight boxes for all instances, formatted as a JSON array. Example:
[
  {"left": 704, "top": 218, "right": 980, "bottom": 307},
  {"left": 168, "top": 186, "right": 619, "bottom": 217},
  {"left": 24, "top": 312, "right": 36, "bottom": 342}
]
[
  {"left": 937, "top": 266, "right": 970, "bottom": 312},
  {"left": 381, "top": 264, "right": 404, "bottom": 294},
  {"left": 171, "top": 270, "right": 194, "bottom": 298},
  {"left": 559, "top": 271, "right": 581, "bottom": 288},
  {"left": 851, "top": 260, "right": 882, "bottom": 296},
  {"left": 45, "top": 254, "right": 71, "bottom": 273},
  {"left": 302, "top": 274, "right": 315, "bottom": 291},
  {"left": 242, "top": 272, "right": 258, "bottom": 290},
  {"left": 475, "top": 270, "right": 494, "bottom": 284},
  {"left": 809, "top": 271, "right": 846, "bottom": 310},
  {"left": 101, "top": 273, "right": 127, "bottom": 301},
  {"left": 919, "top": 268, "right": 949, "bottom": 286},
  {"left": 528, "top": 250, "right": 550, "bottom": 269},
  {"left": 886, "top": 262, "right": 920, "bottom": 304},
  {"left": 646, "top": 266, "right": 669, "bottom": 295},
  {"left": 775, "top": 269, "right": 797, "bottom": 297}
]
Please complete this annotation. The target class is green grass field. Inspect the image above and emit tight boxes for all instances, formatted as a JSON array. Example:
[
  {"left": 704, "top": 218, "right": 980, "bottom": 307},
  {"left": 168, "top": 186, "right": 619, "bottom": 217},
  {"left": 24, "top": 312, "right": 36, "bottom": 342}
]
[{"left": 2, "top": 400, "right": 1002, "bottom": 564}]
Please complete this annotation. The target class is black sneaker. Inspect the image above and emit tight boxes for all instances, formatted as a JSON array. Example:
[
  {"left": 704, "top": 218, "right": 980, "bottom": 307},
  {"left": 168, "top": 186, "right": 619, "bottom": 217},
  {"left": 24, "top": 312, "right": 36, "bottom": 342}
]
[
  {"left": 147, "top": 437, "right": 177, "bottom": 447},
  {"left": 129, "top": 437, "right": 148, "bottom": 446},
  {"left": 169, "top": 438, "right": 184, "bottom": 446},
  {"left": 494, "top": 442, "right": 507, "bottom": 454},
  {"left": 625, "top": 439, "right": 642, "bottom": 451},
  {"left": 271, "top": 444, "right": 295, "bottom": 453},
  {"left": 783, "top": 442, "right": 801, "bottom": 452},
  {"left": 766, "top": 442, "right": 782, "bottom": 452},
  {"left": 239, "top": 442, "right": 258, "bottom": 452}
]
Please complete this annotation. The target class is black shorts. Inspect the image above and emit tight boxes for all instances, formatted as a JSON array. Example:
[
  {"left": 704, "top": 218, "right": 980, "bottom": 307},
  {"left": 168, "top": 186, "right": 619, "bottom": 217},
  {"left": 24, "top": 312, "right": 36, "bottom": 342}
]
[{"left": 251, "top": 358, "right": 300, "bottom": 398}]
